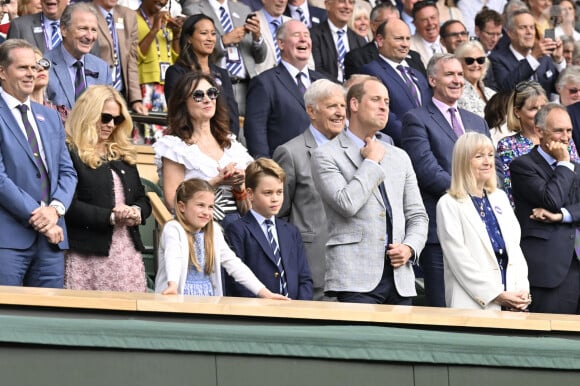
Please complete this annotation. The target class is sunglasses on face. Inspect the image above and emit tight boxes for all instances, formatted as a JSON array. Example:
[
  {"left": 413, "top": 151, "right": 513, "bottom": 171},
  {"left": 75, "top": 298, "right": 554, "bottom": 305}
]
[
  {"left": 101, "top": 113, "right": 125, "bottom": 125},
  {"left": 191, "top": 87, "right": 220, "bottom": 102},
  {"left": 463, "top": 56, "right": 486, "bottom": 65},
  {"left": 37, "top": 58, "right": 50, "bottom": 71}
]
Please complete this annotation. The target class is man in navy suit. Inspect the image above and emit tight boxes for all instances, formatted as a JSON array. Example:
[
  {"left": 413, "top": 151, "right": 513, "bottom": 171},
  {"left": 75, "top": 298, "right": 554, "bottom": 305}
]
[
  {"left": 45, "top": 3, "right": 112, "bottom": 110},
  {"left": 360, "top": 19, "right": 431, "bottom": 145},
  {"left": 401, "top": 53, "right": 494, "bottom": 307},
  {"left": 225, "top": 158, "right": 313, "bottom": 300},
  {"left": 489, "top": 9, "right": 565, "bottom": 97},
  {"left": 0, "top": 39, "right": 77, "bottom": 287},
  {"left": 310, "top": 0, "right": 366, "bottom": 82},
  {"left": 284, "top": 0, "right": 327, "bottom": 28},
  {"left": 510, "top": 104, "right": 580, "bottom": 314},
  {"left": 244, "top": 19, "right": 327, "bottom": 158}
]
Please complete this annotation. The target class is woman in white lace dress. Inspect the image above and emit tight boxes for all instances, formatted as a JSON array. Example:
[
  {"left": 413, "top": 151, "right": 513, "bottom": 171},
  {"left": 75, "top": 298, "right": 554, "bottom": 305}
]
[
  {"left": 456, "top": 40, "right": 496, "bottom": 118},
  {"left": 154, "top": 72, "right": 252, "bottom": 228}
]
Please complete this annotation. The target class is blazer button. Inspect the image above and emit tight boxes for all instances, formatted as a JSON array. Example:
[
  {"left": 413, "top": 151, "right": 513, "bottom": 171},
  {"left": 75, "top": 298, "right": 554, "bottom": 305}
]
[
  {"left": 379, "top": 212, "right": 385, "bottom": 217},
  {"left": 274, "top": 272, "right": 279, "bottom": 277},
  {"left": 36, "top": 172, "right": 40, "bottom": 178},
  {"left": 380, "top": 236, "right": 385, "bottom": 241},
  {"left": 121, "top": 170, "right": 125, "bottom": 174}
]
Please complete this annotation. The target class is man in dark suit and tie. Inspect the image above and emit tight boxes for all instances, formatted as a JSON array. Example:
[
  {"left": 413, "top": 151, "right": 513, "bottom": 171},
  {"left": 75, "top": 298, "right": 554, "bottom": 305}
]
[
  {"left": 45, "top": 3, "right": 112, "bottom": 110},
  {"left": 401, "top": 53, "right": 494, "bottom": 307},
  {"left": 245, "top": 19, "right": 327, "bottom": 158},
  {"left": 310, "top": 0, "right": 366, "bottom": 82},
  {"left": 360, "top": 18, "right": 431, "bottom": 145},
  {"left": 8, "top": 0, "right": 68, "bottom": 54},
  {"left": 489, "top": 9, "right": 565, "bottom": 97},
  {"left": 284, "top": 0, "right": 327, "bottom": 28},
  {"left": 510, "top": 103, "right": 580, "bottom": 314},
  {"left": 0, "top": 39, "right": 77, "bottom": 287}
]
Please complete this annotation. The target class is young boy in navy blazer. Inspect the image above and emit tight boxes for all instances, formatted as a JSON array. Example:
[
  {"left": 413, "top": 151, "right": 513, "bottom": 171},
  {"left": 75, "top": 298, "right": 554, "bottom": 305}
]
[{"left": 224, "top": 158, "right": 313, "bottom": 300}]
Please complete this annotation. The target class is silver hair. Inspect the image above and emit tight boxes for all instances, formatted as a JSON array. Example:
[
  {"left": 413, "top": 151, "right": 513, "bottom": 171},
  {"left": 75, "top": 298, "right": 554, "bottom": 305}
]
[
  {"left": 454, "top": 40, "right": 490, "bottom": 79},
  {"left": 556, "top": 65, "right": 580, "bottom": 90},
  {"left": 61, "top": 3, "right": 99, "bottom": 30},
  {"left": 534, "top": 102, "right": 568, "bottom": 131},
  {"left": 304, "top": 79, "right": 345, "bottom": 109},
  {"left": 427, "top": 53, "right": 458, "bottom": 78}
]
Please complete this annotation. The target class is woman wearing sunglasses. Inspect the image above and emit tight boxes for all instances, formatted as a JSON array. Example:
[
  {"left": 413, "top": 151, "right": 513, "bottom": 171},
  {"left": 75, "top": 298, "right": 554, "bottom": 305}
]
[
  {"left": 154, "top": 72, "right": 252, "bottom": 228},
  {"left": 164, "top": 14, "right": 239, "bottom": 135},
  {"left": 456, "top": 41, "right": 495, "bottom": 118},
  {"left": 64, "top": 85, "right": 152, "bottom": 292}
]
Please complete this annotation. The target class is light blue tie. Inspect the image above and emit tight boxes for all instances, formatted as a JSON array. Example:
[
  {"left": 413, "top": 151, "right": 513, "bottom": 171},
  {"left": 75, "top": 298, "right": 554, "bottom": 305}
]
[
  {"left": 218, "top": 7, "right": 243, "bottom": 77},
  {"left": 50, "top": 21, "right": 61, "bottom": 49},
  {"left": 337, "top": 29, "right": 346, "bottom": 72},
  {"left": 296, "top": 7, "right": 308, "bottom": 27},
  {"left": 271, "top": 19, "right": 281, "bottom": 63}
]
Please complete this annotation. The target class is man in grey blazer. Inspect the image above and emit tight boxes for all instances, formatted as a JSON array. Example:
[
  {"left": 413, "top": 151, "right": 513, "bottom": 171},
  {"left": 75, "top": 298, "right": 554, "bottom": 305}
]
[
  {"left": 182, "top": 0, "right": 267, "bottom": 114},
  {"left": 311, "top": 77, "right": 428, "bottom": 304},
  {"left": 273, "top": 79, "right": 346, "bottom": 300}
]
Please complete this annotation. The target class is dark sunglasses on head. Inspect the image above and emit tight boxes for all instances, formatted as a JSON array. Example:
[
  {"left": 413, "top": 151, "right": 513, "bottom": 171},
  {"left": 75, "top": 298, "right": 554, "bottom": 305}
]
[
  {"left": 191, "top": 87, "right": 220, "bottom": 102},
  {"left": 37, "top": 58, "right": 50, "bottom": 71},
  {"left": 101, "top": 113, "right": 125, "bottom": 125},
  {"left": 463, "top": 56, "right": 486, "bottom": 65}
]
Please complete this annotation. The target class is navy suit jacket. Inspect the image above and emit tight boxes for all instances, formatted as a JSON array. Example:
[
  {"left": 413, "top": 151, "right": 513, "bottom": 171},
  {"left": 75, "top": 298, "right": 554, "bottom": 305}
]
[
  {"left": 45, "top": 44, "right": 112, "bottom": 109},
  {"left": 283, "top": 4, "right": 327, "bottom": 28},
  {"left": 568, "top": 101, "right": 580, "bottom": 151},
  {"left": 244, "top": 64, "right": 327, "bottom": 157},
  {"left": 0, "top": 96, "right": 77, "bottom": 250},
  {"left": 344, "top": 41, "right": 426, "bottom": 80},
  {"left": 310, "top": 21, "right": 366, "bottom": 82},
  {"left": 510, "top": 147, "right": 580, "bottom": 289},
  {"left": 224, "top": 212, "right": 313, "bottom": 300},
  {"left": 489, "top": 45, "right": 558, "bottom": 96},
  {"left": 401, "top": 101, "right": 493, "bottom": 243},
  {"left": 360, "top": 58, "right": 431, "bottom": 145}
]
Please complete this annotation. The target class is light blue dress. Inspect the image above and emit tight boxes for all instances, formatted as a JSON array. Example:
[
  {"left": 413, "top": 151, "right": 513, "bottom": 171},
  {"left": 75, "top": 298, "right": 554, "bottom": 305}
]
[{"left": 183, "top": 231, "right": 215, "bottom": 296}]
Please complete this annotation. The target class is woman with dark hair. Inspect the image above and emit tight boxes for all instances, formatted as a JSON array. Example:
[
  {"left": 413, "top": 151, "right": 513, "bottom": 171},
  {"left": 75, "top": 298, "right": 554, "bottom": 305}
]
[
  {"left": 154, "top": 72, "right": 252, "bottom": 228},
  {"left": 164, "top": 14, "right": 239, "bottom": 135}
]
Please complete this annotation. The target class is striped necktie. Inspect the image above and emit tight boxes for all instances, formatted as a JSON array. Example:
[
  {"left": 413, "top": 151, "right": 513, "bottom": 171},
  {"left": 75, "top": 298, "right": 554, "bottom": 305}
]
[
  {"left": 17, "top": 104, "right": 49, "bottom": 203},
  {"left": 265, "top": 219, "right": 288, "bottom": 297},
  {"left": 50, "top": 21, "right": 61, "bottom": 49},
  {"left": 296, "top": 7, "right": 308, "bottom": 27},
  {"left": 73, "top": 61, "right": 86, "bottom": 100},
  {"left": 397, "top": 65, "right": 420, "bottom": 107},
  {"left": 218, "top": 7, "right": 243, "bottom": 77},
  {"left": 271, "top": 19, "right": 281, "bottom": 63},
  {"left": 106, "top": 12, "right": 123, "bottom": 91},
  {"left": 337, "top": 29, "right": 346, "bottom": 71}
]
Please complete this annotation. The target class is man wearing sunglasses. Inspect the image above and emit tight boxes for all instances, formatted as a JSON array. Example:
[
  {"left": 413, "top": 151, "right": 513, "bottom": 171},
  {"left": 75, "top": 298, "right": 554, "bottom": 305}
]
[
  {"left": 44, "top": 3, "right": 112, "bottom": 109},
  {"left": 0, "top": 39, "right": 77, "bottom": 288}
]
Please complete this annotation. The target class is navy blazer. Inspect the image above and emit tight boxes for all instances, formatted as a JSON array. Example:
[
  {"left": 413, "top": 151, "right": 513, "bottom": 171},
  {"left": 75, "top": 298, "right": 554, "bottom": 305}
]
[
  {"left": 510, "top": 147, "right": 580, "bottom": 289},
  {"left": 310, "top": 21, "right": 367, "bottom": 82},
  {"left": 489, "top": 45, "right": 558, "bottom": 96},
  {"left": 283, "top": 4, "right": 327, "bottom": 28},
  {"left": 224, "top": 212, "right": 313, "bottom": 300},
  {"left": 360, "top": 58, "right": 431, "bottom": 145},
  {"left": 45, "top": 44, "right": 112, "bottom": 109},
  {"left": 344, "top": 41, "right": 426, "bottom": 80},
  {"left": 0, "top": 96, "right": 77, "bottom": 250},
  {"left": 401, "top": 101, "right": 493, "bottom": 243},
  {"left": 244, "top": 64, "right": 327, "bottom": 158},
  {"left": 164, "top": 62, "right": 240, "bottom": 136}
]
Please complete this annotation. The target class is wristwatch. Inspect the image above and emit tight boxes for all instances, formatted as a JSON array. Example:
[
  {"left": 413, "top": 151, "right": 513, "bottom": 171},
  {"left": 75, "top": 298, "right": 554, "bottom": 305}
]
[{"left": 50, "top": 203, "right": 65, "bottom": 217}]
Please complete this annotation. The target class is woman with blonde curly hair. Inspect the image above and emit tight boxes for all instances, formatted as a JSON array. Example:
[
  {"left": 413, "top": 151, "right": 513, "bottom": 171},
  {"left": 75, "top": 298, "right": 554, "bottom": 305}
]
[{"left": 64, "top": 85, "right": 151, "bottom": 292}]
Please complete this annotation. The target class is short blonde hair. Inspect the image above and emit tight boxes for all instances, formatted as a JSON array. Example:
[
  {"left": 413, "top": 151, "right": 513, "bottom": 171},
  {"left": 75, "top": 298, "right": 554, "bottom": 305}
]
[
  {"left": 66, "top": 85, "right": 135, "bottom": 168},
  {"left": 448, "top": 132, "right": 497, "bottom": 199},
  {"left": 454, "top": 40, "right": 490, "bottom": 80},
  {"left": 348, "top": 1, "right": 373, "bottom": 41}
]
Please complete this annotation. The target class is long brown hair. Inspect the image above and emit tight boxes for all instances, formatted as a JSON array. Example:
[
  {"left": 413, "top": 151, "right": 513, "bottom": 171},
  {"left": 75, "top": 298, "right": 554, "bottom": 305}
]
[
  {"left": 173, "top": 178, "right": 216, "bottom": 274},
  {"left": 167, "top": 72, "right": 231, "bottom": 149}
]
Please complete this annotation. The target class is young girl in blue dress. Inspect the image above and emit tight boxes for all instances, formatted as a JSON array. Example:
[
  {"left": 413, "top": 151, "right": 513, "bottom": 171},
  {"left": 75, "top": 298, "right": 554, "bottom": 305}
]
[{"left": 155, "top": 178, "right": 288, "bottom": 299}]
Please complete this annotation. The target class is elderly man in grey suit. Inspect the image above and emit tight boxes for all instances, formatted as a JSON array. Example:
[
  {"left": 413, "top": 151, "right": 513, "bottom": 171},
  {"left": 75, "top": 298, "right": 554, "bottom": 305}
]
[
  {"left": 273, "top": 79, "right": 346, "bottom": 300},
  {"left": 311, "top": 77, "right": 428, "bottom": 304}
]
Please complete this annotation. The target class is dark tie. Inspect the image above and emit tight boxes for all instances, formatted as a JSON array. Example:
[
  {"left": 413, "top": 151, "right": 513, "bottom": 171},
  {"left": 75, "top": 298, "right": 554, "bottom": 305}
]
[
  {"left": 17, "top": 104, "right": 49, "bottom": 203},
  {"left": 271, "top": 20, "right": 281, "bottom": 63},
  {"left": 73, "top": 60, "right": 86, "bottom": 100},
  {"left": 296, "top": 72, "right": 306, "bottom": 94},
  {"left": 265, "top": 219, "right": 288, "bottom": 296},
  {"left": 396, "top": 65, "right": 420, "bottom": 107},
  {"left": 106, "top": 12, "right": 123, "bottom": 90},
  {"left": 448, "top": 107, "right": 464, "bottom": 137},
  {"left": 377, "top": 183, "right": 393, "bottom": 245}
]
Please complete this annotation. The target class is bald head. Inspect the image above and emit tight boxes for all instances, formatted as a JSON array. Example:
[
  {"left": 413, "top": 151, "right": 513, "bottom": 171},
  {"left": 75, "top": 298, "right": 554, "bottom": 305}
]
[{"left": 377, "top": 19, "right": 411, "bottom": 63}]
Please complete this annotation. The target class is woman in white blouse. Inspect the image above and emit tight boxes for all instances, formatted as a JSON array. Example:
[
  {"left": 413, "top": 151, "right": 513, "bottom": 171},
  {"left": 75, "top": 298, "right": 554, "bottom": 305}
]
[
  {"left": 456, "top": 41, "right": 496, "bottom": 118},
  {"left": 154, "top": 72, "right": 252, "bottom": 227}
]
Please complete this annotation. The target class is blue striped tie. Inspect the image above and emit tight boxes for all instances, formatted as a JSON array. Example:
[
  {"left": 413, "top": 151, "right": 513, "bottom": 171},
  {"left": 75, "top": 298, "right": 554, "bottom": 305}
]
[
  {"left": 337, "top": 29, "right": 346, "bottom": 72},
  {"left": 73, "top": 61, "right": 86, "bottom": 100},
  {"left": 271, "top": 20, "right": 281, "bottom": 63},
  {"left": 17, "top": 104, "right": 49, "bottom": 204},
  {"left": 106, "top": 13, "right": 123, "bottom": 91},
  {"left": 296, "top": 7, "right": 308, "bottom": 27},
  {"left": 218, "top": 7, "right": 243, "bottom": 77},
  {"left": 265, "top": 219, "right": 288, "bottom": 297},
  {"left": 50, "top": 21, "right": 61, "bottom": 49}
]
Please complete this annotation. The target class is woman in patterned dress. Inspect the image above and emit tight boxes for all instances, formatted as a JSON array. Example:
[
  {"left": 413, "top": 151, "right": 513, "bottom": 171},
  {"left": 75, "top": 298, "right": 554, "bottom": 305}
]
[{"left": 64, "top": 85, "right": 151, "bottom": 292}]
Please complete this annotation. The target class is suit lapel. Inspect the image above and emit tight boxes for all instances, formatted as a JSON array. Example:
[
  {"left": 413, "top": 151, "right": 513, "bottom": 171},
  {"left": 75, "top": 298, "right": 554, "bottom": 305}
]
[
  {"left": 50, "top": 47, "right": 75, "bottom": 108},
  {"left": 0, "top": 97, "right": 36, "bottom": 165},
  {"left": 427, "top": 101, "right": 457, "bottom": 142},
  {"left": 276, "top": 221, "right": 292, "bottom": 265},
  {"left": 245, "top": 214, "right": 278, "bottom": 264},
  {"left": 381, "top": 60, "right": 416, "bottom": 104},
  {"left": 33, "top": 15, "right": 47, "bottom": 52},
  {"left": 95, "top": 7, "right": 114, "bottom": 53},
  {"left": 276, "top": 65, "right": 304, "bottom": 106},
  {"left": 303, "top": 127, "right": 317, "bottom": 158},
  {"left": 461, "top": 196, "right": 496, "bottom": 259},
  {"left": 31, "top": 103, "right": 54, "bottom": 181}
]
